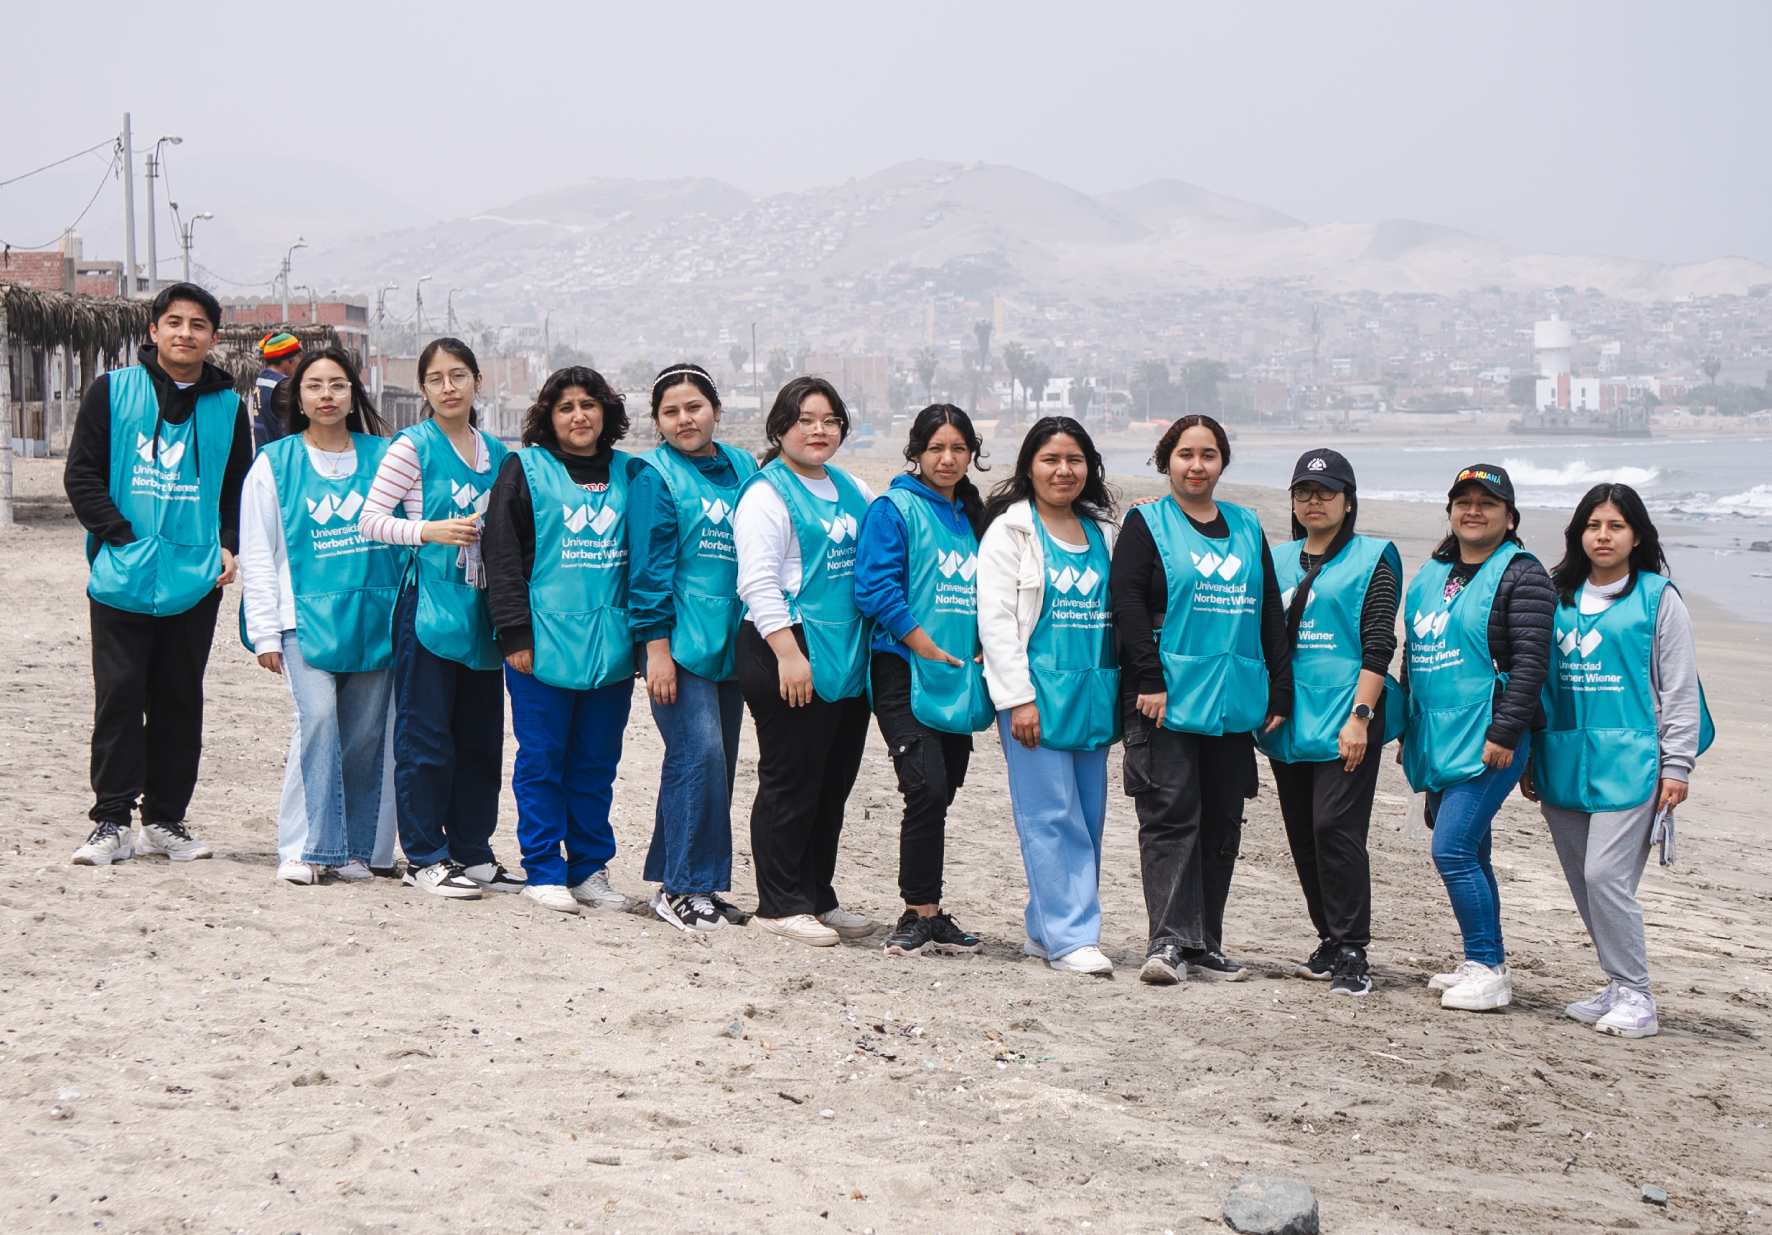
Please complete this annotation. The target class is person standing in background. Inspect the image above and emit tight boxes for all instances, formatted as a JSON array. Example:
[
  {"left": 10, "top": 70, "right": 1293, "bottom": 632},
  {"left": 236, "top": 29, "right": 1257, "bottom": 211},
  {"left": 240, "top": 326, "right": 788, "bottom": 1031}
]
[{"left": 251, "top": 332, "right": 301, "bottom": 449}]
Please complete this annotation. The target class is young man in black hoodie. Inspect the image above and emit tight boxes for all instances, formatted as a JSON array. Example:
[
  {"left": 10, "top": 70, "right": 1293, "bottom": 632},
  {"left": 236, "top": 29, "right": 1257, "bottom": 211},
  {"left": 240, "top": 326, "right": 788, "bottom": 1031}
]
[{"left": 64, "top": 283, "right": 254, "bottom": 865}]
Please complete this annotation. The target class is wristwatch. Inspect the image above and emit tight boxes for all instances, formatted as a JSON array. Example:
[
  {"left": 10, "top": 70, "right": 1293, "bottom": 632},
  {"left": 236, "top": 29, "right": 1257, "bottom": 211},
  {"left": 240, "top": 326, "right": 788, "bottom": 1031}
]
[{"left": 1350, "top": 703, "right": 1373, "bottom": 721}]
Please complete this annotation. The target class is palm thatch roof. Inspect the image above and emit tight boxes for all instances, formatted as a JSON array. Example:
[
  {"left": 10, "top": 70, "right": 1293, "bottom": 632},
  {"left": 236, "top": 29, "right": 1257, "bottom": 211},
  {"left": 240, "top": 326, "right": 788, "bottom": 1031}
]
[{"left": 214, "top": 323, "right": 340, "bottom": 394}]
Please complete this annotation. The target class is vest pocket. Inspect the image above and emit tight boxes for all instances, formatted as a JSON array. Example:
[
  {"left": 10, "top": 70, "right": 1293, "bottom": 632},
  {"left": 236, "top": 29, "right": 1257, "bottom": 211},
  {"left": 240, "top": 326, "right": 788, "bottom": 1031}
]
[
  {"left": 416, "top": 577, "right": 498, "bottom": 669},
  {"left": 1031, "top": 665, "right": 1122, "bottom": 751},
  {"left": 87, "top": 538, "right": 160, "bottom": 611},
  {"left": 1160, "top": 651, "right": 1267, "bottom": 735}
]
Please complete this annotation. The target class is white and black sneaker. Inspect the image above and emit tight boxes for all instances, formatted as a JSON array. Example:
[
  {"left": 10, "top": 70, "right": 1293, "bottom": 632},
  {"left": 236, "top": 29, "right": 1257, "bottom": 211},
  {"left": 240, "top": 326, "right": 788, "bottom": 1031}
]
[
  {"left": 138, "top": 820, "right": 213, "bottom": 862},
  {"left": 72, "top": 821, "right": 134, "bottom": 866},
  {"left": 1329, "top": 946, "right": 1372, "bottom": 996},
  {"left": 1139, "top": 943, "right": 1184, "bottom": 985},
  {"left": 461, "top": 862, "right": 526, "bottom": 894},
  {"left": 652, "top": 888, "right": 724, "bottom": 933},
  {"left": 708, "top": 892, "right": 752, "bottom": 925},
  {"left": 409, "top": 861, "right": 483, "bottom": 899},
  {"left": 1294, "top": 939, "right": 1336, "bottom": 981}
]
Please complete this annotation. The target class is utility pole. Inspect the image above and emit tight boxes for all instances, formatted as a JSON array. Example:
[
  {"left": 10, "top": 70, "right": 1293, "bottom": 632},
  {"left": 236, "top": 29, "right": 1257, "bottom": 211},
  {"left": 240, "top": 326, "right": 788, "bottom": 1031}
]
[
  {"left": 373, "top": 282, "right": 397, "bottom": 394},
  {"left": 445, "top": 288, "right": 457, "bottom": 334},
  {"left": 415, "top": 275, "right": 432, "bottom": 344},
  {"left": 121, "top": 114, "right": 137, "bottom": 298},
  {"left": 542, "top": 310, "right": 551, "bottom": 375},
  {"left": 279, "top": 237, "right": 307, "bottom": 322},
  {"left": 751, "top": 322, "right": 759, "bottom": 419},
  {"left": 144, "top": 136, "right": 181, "bottom": 298},
  {"left": 1, "top": 299, "right": 12, "bottom": 524},
  {"left": 176, "top": 208, "right": 211, "bottom": 282}
]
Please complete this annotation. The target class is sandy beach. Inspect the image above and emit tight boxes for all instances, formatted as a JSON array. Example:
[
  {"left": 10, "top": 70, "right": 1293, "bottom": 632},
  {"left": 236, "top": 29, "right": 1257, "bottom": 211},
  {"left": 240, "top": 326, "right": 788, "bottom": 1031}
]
[{"left": 1, "top": 445, "right": 1768, "bottom": 1235}]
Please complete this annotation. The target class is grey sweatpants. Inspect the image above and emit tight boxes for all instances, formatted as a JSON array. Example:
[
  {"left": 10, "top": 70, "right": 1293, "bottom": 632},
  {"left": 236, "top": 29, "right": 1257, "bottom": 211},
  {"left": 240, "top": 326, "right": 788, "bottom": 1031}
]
[{"left": 1541, "top": 798, "right": 1656, "bottom": 993}]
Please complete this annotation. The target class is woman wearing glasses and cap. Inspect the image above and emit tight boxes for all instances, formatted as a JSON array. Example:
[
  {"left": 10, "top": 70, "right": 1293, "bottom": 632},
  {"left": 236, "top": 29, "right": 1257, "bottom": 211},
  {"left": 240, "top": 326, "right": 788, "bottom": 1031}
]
[{"left": 1257, "top": 450, "right": 1402, "bottom": 996}]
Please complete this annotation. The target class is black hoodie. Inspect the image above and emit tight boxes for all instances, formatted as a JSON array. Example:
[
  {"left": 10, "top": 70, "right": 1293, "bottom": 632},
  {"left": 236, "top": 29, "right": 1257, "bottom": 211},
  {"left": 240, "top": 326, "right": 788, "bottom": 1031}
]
[{"left": 63, "top": 345, "right": 254, "bottom": 553}]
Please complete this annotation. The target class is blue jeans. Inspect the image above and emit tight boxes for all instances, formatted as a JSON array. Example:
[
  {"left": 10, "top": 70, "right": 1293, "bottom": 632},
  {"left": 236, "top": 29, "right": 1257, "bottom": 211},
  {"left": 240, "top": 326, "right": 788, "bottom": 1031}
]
[
  {"left": 1428, "top": 730, "right": 1531, "bottom": 967},
  {"left": 998, "top": 713, "right": 1109, "bottom": 959},
  {"left": 391, "top": 586, "right": 506, "bottom": 870},
  {"left": 277, "top": 631, "right": 394, "bottom": 866},
  {"left": 643, "top": 664, "right": 742, "bottom": 895},
  {"left": 506, "top": 667, "right": 631, "bottom": 887}
]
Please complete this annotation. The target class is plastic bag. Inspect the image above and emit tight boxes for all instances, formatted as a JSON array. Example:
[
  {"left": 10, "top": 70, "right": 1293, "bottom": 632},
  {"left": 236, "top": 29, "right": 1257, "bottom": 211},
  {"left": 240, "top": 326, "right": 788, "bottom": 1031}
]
[{"left": 1404, "top": 792, "right": 1428, "bottom": 841}]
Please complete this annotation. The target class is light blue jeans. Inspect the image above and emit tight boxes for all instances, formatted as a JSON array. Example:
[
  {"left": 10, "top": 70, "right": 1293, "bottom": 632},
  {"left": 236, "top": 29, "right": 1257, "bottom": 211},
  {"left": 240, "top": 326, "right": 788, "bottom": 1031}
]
[
  {"left": 997, "top": 712, "right": 1110, "bottom": 960},
  {"left": 278, "top": 631, "right": 395, "bottom": 866},
  {"left": 1428, "top": 730, "right": 1531, "bottom": 967}
]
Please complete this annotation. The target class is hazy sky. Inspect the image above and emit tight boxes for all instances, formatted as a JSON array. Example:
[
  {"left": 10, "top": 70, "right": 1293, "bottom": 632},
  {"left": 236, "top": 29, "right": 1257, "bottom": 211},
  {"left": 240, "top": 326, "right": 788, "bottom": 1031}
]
[{"left": 4, "top": 1, "right": 1769, "bottom": 267}]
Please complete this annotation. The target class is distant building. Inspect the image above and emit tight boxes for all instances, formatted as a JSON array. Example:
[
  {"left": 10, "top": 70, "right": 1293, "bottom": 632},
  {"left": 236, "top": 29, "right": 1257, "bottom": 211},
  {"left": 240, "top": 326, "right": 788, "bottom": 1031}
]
[
  {"left": 0, "top": 232, "right": 125, "bottom": 296},
  {"left": 1534, "top": 315, "right": 1574, "bottom": 378},
  {"left": 1534, "top": 374, "right": 1691, "bottom": 412},
  {"left": 221, "top": 295, "right": 370, "bottom": 365}
]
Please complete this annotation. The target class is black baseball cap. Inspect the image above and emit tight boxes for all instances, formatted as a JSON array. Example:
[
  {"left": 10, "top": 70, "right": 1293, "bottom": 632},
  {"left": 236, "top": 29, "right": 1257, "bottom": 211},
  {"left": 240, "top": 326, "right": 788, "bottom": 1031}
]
[
  {"left": 1448, "top": 464, "right": 1514, "bottom": 503},
  {"left": 1290, "top": 448, "right": 1356, "bottom": 492}
]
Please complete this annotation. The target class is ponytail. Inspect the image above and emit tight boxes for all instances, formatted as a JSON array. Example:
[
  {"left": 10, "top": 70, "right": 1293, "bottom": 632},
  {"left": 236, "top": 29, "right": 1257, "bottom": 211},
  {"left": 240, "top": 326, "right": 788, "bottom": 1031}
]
[{"left": 954, "top": 475, "right": 985, "bottom": 539}]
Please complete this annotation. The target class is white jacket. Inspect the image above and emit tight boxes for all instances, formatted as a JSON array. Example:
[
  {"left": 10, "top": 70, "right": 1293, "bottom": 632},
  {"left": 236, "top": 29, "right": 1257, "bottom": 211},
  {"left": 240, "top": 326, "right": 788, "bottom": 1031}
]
[{"left": 977, "top": 500, "right": 1119, "bottom": 711}]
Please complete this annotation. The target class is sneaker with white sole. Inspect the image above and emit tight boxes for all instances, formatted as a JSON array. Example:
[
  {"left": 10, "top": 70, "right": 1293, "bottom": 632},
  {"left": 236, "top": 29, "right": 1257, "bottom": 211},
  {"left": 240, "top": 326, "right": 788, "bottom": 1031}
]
[
  {"left": 756, "top": 913, "right": 840, "bottom": 947},
  {"left": 277, "top": 860, "right": 321, "bottom": 885},
  {"left": 460, "top": 862, "right": 526, "bottom": 893},
  {"left": 331, "top": 859, "right": 374, "bottom": 882},
  {"left": 653, "top": 888, "right": 725, "bottom": 932},
  {"left": 138, "top": 820, "right": 213, "bottom": 862},
  {"left": 817, "top": 905, "right": 877, "bottom": 939},
  {"left": 1139, "top": 944, "right": 1185, "bottom": 985},
  {"left": 411, "top": 861, "right": 483, "bottom": 899},
  {"left": 72, "top": 821, "right": 134, "bottom": 866},
  {"left": 1426, "top": 961, "right": 1474, "bottom": 991},
  {"left": 1049, "top": 945, "right": 1113, "bottom": 974},
  {"left": 1595, "top": 987, "right": 1658, "bottom": 1038},
  {"left": 708, "top": 892, "right": 752, "bottom": 925},
  {"left": 522, "top": 884, "right": 581, "bottom": 914},
  {"left": 570, "top": 867, "right": 628, "bottom": 910},
  {"left": 1565, "top": 983, "right": 1618, "bottom": 1025},
  {"left": 1440, "top": 961, "right": 1512, "bottom": 1011}
]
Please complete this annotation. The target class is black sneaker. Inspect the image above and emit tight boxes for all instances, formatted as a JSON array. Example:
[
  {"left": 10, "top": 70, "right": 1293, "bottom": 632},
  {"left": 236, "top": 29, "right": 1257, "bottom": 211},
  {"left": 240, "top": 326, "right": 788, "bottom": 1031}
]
[
  {"left": 883, "top": 910, "right": 934, "bottom": 957},
  {"left": 1139, "top": 943, "right": 1184, "bottom": 985},
  {"left": 652, "top": 888, "right": 724, "bottom": 933},
  {"left": 708, "top": 893, "right": 752, "bottom": 926},
  {"left": 927, "top": 911, "right": 982, "bottom": 955},
  {"left": 1294, "top": 939, "right": 1337, "bottom": 981},
  {"left": 1329, "top": 946, "right": 1372, "bottom": 996},
  {"left": 1184, "top": 948, "right": 1250, "bottom": 982}
]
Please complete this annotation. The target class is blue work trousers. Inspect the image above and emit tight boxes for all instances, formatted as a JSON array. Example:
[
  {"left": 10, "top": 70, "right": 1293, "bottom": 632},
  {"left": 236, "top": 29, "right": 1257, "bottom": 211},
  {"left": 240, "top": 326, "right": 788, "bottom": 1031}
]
[{"left": 505, "top": 667, "right": 632, "bottom": 887}]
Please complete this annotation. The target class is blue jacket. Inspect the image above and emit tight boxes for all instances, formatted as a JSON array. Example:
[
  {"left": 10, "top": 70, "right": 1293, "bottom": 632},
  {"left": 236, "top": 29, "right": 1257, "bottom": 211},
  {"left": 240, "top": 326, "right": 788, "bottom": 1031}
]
[
  {"left": 854, "top": 472, "right": 975, "bottom": 661},
  {"left": 251, "top": 370, "right": 289, "bottom": 449},
  {"left": 625, "top": 447, "right": 738, "bottom": 642}
]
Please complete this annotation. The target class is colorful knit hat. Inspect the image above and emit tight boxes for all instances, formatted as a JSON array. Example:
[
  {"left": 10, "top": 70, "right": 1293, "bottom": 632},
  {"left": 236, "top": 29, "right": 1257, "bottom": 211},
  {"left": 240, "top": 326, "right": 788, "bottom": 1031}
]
[{"left": 259, "top": 331, "right": 301, "bottom": 360}]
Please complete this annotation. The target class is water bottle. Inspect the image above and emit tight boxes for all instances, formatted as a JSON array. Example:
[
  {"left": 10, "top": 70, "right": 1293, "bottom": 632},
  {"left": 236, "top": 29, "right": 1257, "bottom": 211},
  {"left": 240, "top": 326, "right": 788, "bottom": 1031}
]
[{"left": 1404, "top": 792, "right": 1428, "bottom": 841}]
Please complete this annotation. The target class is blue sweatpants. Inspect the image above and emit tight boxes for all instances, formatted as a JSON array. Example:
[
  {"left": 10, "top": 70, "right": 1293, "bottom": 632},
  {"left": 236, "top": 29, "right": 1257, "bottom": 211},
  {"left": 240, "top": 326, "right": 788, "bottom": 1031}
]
[
  {"left": 997, "top": 712, "right": 1110, "bottom": 960},
  {"left": 505, "top": 667, "right": 632, "bottom": 887},
  {"left": 1428, "top": 730, "right": 1531, "bottom": 967}
]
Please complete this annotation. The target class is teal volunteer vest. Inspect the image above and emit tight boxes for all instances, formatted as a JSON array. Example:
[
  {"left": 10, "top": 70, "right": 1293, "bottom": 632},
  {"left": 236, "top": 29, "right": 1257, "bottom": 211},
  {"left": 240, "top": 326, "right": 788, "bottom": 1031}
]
[
  {"left": 402, "top": 417, "right": 510, "bottom": 671},
  {"left": 1257, "top": 535, "right": 1405, "bottom": 764},
  {"left": 1401, "top": 542, "right": 1527, "bottom": 794},
  {"left": 1141, "top": 498, "right": 1269, "bottom": 735},
  {"left": 86, "top": 366, "right": 238, "bottom": 616},
  {"left": 1026, "top": 506, "right": 1120, "bottom": 751},
  {"left": 519, "top": 446, "right": 635, "bottom": 691},
  {"left": 1531, "top": 572, "right": 1715, "bottom": 812},
  {"left": 755, "top": 459, "right": 872, "bottom": 702},
  {"left": 638, "top": 441, "right": 759, "bottom": 682},
  {"left": 879, "top": 487, "right": 995, "bottom": 734}
]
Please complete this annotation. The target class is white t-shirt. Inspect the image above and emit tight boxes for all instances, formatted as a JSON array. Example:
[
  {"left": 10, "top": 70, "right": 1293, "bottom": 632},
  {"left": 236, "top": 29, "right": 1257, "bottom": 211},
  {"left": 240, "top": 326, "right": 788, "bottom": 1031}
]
[
  {"left": 734, "top": 469, "right": 876, "bottom": 638},
  {"left": 1578, "top": 573, "right": 1631, "bottom": 615},
  {"left": 239, "top": 443, "right": 361, "bottom": 652}
]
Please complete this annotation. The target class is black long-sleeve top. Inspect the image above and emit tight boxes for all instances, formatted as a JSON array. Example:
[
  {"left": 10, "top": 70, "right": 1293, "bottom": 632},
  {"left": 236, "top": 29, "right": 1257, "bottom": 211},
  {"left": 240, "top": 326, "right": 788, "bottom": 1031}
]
[
  {"left": 1296, "top": 546, "right": 1399, "bottom": 676},
  {"left": 1400, "top": 545, "right": 1555, "bottom": 749},
  {"left": 483, "top": 444, "right": 615, "bottom": 656},
  {"left": 63, "top": 345, "right": 253, "bottom": 553},
  {"left": 1109, "top": 503, "right": 1294, "bottom": 722}
]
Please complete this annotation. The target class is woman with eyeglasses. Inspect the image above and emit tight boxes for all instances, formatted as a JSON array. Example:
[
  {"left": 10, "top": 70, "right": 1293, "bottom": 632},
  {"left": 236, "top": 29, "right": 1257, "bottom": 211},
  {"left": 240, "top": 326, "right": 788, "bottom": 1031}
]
[
  {"left": 854, "top": 404, "right": 996, "bottom": 959},
  {"left": 1255, "top": 450, "right": 1401, "bottom": 996},
  {"left": 482, "top": 366, "right": 637, "bottom": 916},
  {"left": 1110, "top": 414, "right": 1292, "bottom": 987},
  {"left": 357, "top": 337, "right": 523, "bottom": 900},
  {"left": 734, "top": 376, "right": 877, "bottom": 947},
  {"left": 241, "top": 347, "right": 403, "bottom": 885},
  {"left": 1518, "top": 484, "right": 1712, "bottom": 1039},
  {"left": 627, "top": 364, "right": 758, "bottom": 933}
]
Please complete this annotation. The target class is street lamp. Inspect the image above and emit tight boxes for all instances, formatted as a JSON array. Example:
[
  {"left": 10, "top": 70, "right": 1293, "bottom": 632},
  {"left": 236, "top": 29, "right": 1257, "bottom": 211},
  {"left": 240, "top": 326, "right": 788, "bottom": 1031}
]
[
  {"left": 373, "top": 281, "right": 398, "bottom": 393},
  {"left": 144, "top": 135, "right": 182, "bottom": 297},
  {"left": 293, "top": 284, "right": 318, "bottom": 326},
  {"left": 445, "top": 288, "right": 459, "bottom": 334},
  {"left": 171, "top": 205, "right": 212, "bottom": 283},
  {"left": 414, "top": 274, "right": 433, "bottom": 342},
  {"left": 280, "top": 237, "right": 307, "bottom": 323}
]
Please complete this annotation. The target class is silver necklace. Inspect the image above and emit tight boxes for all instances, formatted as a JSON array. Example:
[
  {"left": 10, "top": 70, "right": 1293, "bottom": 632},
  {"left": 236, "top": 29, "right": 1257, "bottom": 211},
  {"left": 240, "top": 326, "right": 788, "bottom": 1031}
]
[{"left": 304, "top": 433, "right": 354, "bottom": 479}]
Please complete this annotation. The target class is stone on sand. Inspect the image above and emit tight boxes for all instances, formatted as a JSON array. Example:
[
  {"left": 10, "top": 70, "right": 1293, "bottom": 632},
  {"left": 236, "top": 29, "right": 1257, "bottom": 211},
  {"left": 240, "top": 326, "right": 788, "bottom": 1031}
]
[{"left": 1224, "top": 1176, "right": 1320, "bottom": 1235}]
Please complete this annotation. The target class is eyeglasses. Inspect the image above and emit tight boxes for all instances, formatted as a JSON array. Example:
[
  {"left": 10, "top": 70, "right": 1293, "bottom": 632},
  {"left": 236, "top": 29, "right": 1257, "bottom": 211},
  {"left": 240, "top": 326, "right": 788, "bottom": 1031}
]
[
  {"left": 422, "top": 369, "right": 476, "bottom": 391},
  {"left": 795, "top": 417, "right": 844, "bottom": 433},
  {"left": 1291, "top": 484, "right": 1340, "bottom": 504},
  {"left": 300, "top": 379, "right": 352, "bottom": 395}
]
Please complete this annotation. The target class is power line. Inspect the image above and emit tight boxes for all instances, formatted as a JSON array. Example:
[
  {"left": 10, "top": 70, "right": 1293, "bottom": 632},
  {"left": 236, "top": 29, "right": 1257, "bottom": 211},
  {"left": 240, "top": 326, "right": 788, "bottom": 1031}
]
[
  {"left": 191, "top": 261, "right": 274, "bottom": 290},
  {"left": 0, "top": 138, "right": 113, "bottom": 190},
  {"left": 0, "top": 148, "right": 122, "bottom": 252}
]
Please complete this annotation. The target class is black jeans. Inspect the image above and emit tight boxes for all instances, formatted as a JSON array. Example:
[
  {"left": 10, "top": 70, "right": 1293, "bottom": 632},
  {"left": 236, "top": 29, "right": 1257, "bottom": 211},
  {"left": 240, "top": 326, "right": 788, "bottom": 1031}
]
[
  {"left": 1267, "top": 700, "right": 1385, "bottom": 951},
  {"left": 870, "top": 652, "right": 973, "bottom": 906},
  {"left": 738, "top": 623, "right": 872, "bottom": 919},
  {"left": 1122, "top": 703, "right": 1256, "bottom": 955},
  {"left": 88, "top": 589, "right": 223, "bottom": 825}
]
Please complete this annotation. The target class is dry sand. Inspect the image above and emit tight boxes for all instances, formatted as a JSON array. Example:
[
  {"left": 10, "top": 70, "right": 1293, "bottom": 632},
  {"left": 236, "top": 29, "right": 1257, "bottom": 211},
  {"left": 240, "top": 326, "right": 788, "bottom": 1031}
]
[{"left": 1, "top": 451, "right": 1768, "bottom": 1235}]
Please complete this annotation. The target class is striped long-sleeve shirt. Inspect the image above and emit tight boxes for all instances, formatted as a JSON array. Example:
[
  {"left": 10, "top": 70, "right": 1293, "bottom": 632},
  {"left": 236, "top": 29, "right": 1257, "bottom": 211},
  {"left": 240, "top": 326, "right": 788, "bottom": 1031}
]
[{"left": 356, "top": 430, "right": 492, "bottom": 546}]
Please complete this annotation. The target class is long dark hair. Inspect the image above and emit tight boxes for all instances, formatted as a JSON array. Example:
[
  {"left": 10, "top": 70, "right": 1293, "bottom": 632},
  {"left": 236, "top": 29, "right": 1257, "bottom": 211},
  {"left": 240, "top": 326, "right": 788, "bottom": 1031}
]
[
  {"left": 761, "top": 375, "right": 849, "bottom": 465},
  {"left": 649, "top": 363, "right": 720, "bottom": 419},
  {"left": 1551, "top": 483, "right": 1668, "bottom": 606},
  {"left": 981, "top": 415, "right": 1114, "bottom": 531},
  {"left": 522, "top": 365, "right": 630, "bottom": 452},
  {"left": 903, "top": 403, "right": 988, "bottom": 537},
  {"left": 1431, "top": 476, "right": 1524, "bottom": 562},
  {"left": 282, "top": 346, "right": 388, "bottom": 437},
  {"left": 417, "top": 337, "right": 480, "bottom": 428},
  {"left": 1154, "top": 413, "right": 1231, "bottom": 472},
  {"left": 1284, "top": 478, "right": 1359, "bottom": 650}
]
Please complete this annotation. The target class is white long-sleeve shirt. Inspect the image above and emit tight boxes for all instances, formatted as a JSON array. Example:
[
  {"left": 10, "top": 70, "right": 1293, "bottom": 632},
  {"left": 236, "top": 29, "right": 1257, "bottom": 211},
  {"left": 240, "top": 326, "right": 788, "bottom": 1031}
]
[
  {"left": 356, "top": 428, "right": 492, "bottom": 547},
  {"left": 240, "top": 443, "right": 361, "bottom": 654},
  {"left": 734, "top": 469, "right": 876, "bottom": 638}
]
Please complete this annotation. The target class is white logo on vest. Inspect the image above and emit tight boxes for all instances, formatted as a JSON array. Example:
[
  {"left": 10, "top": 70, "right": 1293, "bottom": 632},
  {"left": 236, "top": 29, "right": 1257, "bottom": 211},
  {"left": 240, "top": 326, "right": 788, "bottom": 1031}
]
[
  {"left": 1047, "top": 565, "right": 1101, "bottom": 595},
  {"left": 1557, "top": 627, "right": 1603, "bottom": 658},
  {"left": 1412, "top": 609, "right": 1451, "bottom": 640},
  {"left": 822, "top": 513, "right": 859, "bottom": 544},
  {"left": 563, "top": 503, "right": 618, "bottom": 536},
  {"left": 1279, "top": 585, "right": 1318, "bottom": 611},
  {"left": 700, "top": 497, "right": 732, "bottom": 525},
  {"left": 307, "top": 490, "right": 366, "bottom": 525},
  {"left": 937, "top": 550, "right": 979, "bottom": 581},
  {"left": 135, "top": 432, "right": 186, "bottom": 469},
  {"left": 1190, "top": 550, "right": 1243, "bottom": 581},
  {"left": 450, "top": 481, "right": 488, "bottom": 515}
]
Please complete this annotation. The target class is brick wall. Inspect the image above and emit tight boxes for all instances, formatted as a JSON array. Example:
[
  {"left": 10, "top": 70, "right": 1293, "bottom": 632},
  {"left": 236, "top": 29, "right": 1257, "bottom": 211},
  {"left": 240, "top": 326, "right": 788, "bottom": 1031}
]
[{"left": 0, "top": 251, "right": 72, "bottom": 292}]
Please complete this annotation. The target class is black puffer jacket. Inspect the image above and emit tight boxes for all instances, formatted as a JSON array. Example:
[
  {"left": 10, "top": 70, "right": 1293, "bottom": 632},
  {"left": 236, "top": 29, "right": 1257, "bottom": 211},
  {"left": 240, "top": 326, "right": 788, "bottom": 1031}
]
[{"left": 1403, "top": 544, "right": 1555, "bottom": 749}]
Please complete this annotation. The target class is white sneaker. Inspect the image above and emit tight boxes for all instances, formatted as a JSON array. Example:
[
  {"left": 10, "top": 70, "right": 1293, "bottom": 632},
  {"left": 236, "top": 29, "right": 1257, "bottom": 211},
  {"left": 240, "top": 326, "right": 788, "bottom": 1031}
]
[
  {"left": 1440, "top": 961, "right": 1512, "bottom": 1011},
  {"left": 1023, "top": 940, "right": 1049, "bottom": 959},
  {"left": 1595, "top": 987, "right": 1659, "bottom": 1038},
  {"left": 460, "top": 862, "right": 526, "bottom": 893},
  {"left": 72, "top": 821, "right": 133, "bottom": 866},
  {"left": 138, "top": 821, "right": 213, "bottom": 862},
  {"left": 817, "top": 906, "right": 877, "bottom": 939},
  {"left": 1427, "top": 965, "right": 1467, "bottom": 992},
  {"left": 756, "top": 913, "right": 840, "bottom": 947},
  {"left": 277, "top": 860, "right": 321, "bottom": 885},
  {"left": 1049, "top": 945, "right": 1114, "bottom": 974},
  {"left": 570, "top": 867, "right": 628, "bottom": 910},
  {"left": 1565, "top": 983, "right": 1617, "bottom": 1025},
  {"left": 331, "top": 859, "right": 374, "bottom": 882},
  {"left": 521, "top": 884, "right": 581, "bottom": 915},
  {"left": 412, "top": 861, "right": 483, "bottom": 899}
]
